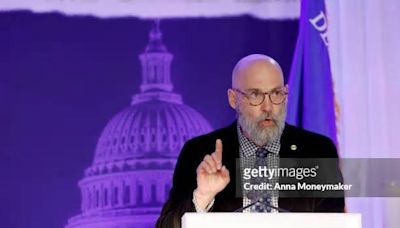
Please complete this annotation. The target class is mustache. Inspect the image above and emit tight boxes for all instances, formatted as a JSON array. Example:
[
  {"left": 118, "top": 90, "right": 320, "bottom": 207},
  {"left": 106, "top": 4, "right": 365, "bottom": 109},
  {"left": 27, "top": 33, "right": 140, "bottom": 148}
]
[{"left": 254, "top": 112, "right": 277, "bottom": 124}]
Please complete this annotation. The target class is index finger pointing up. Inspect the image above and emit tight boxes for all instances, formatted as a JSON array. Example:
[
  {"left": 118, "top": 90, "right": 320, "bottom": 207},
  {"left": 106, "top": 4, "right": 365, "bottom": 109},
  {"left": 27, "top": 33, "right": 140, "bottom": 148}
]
[{"left": 215, "top": 139, "right": 223, "bottom": 166}]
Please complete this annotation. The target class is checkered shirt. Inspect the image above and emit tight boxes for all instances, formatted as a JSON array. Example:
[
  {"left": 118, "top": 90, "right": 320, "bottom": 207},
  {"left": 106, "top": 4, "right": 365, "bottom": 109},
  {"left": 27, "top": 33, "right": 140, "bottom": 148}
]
[{"left": 237, "top": 124, "right": 280, "bottom": 213}]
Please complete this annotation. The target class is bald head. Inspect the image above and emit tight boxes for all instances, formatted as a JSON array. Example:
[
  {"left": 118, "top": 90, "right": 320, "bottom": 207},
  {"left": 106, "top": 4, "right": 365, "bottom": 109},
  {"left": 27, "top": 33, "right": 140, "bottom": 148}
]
[{"left": 231, "top": 54, "right": 284, "bottom": 89}]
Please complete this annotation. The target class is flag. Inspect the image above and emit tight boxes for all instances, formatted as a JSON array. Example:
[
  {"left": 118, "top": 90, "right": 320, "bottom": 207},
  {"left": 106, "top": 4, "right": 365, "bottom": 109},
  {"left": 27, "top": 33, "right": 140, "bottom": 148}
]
[{"left": 287, "top": 0, "right": 337, "bottom": 144}]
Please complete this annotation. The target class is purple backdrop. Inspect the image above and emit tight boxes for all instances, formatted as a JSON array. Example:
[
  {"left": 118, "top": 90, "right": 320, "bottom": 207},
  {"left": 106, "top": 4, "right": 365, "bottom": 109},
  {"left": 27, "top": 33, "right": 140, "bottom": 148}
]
[{"left": 0, "top": 11, "right": 297, "bottom": 228}]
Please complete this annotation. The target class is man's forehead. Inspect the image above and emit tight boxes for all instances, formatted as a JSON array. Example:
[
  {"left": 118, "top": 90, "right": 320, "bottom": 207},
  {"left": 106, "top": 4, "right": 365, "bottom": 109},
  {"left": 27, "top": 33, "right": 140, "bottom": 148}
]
[
  {"left": 244, "top": 86, "right": 284, "bottom": 92},
  {"left": 235, "top": 69, "right": 284, "bottom": 90}
]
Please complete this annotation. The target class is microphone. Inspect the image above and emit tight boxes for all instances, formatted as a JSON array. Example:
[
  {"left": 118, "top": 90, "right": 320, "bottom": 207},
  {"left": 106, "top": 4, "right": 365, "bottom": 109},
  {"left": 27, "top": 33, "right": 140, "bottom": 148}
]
[{"left": 234, "top": 197, "right": 289, "bottom": 213}]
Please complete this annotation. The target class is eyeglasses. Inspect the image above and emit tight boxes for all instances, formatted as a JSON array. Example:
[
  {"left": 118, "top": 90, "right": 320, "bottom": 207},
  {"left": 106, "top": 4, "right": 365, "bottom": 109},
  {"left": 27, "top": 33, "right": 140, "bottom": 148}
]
[{"left": 232, "top": 87, "right": 288, "bottom": 106}]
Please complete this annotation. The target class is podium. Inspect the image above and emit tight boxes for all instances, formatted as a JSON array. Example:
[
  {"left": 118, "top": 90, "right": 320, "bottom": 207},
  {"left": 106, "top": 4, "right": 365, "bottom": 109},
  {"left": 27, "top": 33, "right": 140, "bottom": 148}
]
[{"left": 182, "top": 213, "right": 361, "bottom": 228}]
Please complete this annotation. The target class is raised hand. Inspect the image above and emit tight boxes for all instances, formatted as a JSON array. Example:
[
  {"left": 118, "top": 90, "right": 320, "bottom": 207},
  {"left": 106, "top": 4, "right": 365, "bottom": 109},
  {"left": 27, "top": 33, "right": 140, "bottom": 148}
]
[{"left": 194, "top": 139, "right": 230, "bottom": 210}]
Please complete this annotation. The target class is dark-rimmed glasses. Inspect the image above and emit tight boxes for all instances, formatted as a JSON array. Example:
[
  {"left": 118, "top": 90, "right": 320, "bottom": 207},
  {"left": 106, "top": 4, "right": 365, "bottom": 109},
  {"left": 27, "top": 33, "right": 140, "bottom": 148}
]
[{"left": 232, "top": 87, "right": 288, "bottom": 106}]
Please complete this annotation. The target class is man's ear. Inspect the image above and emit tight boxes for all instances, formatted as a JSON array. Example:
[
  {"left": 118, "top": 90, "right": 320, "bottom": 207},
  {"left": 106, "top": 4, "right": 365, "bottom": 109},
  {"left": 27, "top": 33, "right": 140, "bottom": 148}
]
[{"left": 227, "top": 89, "right": 237, "bottom": 109}]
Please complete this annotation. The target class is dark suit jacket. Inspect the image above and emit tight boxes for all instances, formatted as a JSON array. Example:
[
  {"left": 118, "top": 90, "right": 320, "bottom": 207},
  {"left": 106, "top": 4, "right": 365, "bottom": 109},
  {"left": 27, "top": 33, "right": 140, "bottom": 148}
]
[{"left": 156, "top": 121, "right": 345, "bottom": 228}]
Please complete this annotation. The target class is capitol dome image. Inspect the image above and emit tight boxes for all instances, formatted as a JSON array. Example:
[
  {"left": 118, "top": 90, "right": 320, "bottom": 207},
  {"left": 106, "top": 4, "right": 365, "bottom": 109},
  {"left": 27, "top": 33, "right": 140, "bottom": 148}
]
[{"left": 66, "top": 20, "right": 213, "bottom": 228}]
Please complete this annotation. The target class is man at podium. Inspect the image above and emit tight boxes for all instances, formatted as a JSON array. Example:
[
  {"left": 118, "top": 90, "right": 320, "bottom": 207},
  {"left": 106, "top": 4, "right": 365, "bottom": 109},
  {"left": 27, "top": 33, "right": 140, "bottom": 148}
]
[{"left": 156, "top": 54, "right": 345, "bottom": 228}]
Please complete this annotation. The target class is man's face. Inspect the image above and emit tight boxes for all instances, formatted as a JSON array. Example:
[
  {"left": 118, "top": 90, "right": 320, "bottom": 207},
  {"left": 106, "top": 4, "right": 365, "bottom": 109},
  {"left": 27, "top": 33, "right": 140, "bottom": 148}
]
[{"left": 229, "top": 61, "right": 287, "bottom": 146}]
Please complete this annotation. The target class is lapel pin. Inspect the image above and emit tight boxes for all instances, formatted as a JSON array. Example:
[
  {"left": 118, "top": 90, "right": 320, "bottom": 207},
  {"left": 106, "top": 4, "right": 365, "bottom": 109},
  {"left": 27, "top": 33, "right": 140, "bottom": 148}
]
[{"left": 290, "top": 144, "right": 297, "bottom": 151}]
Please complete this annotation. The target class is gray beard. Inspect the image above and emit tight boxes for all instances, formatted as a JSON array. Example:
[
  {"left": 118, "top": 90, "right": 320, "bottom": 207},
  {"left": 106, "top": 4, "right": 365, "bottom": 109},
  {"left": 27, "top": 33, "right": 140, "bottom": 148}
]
[{"left": 238, "top": 106, "right": 286, "bottom": 146}]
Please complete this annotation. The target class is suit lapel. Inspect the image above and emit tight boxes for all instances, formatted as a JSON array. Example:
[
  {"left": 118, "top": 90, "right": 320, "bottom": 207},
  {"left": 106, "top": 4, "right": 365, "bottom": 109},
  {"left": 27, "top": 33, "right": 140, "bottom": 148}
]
[
  {"left": 280, "top": 123, "right": 300, "bottom": 158},
  {"left": 216, "top": 121, "right": 242, "bottom": 211}
]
